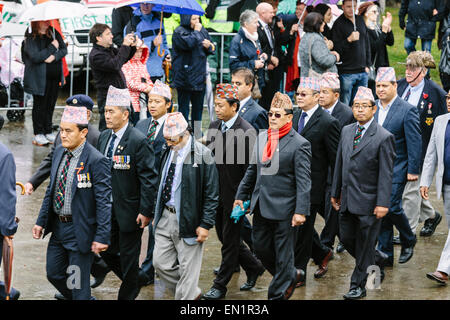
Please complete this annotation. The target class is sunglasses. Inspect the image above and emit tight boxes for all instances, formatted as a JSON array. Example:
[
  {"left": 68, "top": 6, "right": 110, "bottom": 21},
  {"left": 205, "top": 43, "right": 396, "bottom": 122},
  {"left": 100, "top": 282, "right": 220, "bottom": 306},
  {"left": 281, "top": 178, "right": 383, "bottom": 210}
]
[
  {"left": 446, "top": 95, "right": 450, "bottom": 100},
  {"left": 352, "top": 104, "right": 373, "bottom": 110},
  {"left": 268, "top": 109, "right": 293, "bottom": 118}
]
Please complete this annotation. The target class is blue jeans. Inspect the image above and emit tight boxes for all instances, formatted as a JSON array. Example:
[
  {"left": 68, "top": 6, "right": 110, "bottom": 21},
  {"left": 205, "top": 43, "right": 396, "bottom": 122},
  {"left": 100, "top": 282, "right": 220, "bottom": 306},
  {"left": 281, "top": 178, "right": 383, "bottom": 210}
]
[
  {"left": 377, "top": 182, "right": 417, "bottom": 259},
  {"left": 339, "top": 72, "right": 368, "bottom": 106},
  {"left": 404, "top": 37, "right": 432, "bottom": 54}
]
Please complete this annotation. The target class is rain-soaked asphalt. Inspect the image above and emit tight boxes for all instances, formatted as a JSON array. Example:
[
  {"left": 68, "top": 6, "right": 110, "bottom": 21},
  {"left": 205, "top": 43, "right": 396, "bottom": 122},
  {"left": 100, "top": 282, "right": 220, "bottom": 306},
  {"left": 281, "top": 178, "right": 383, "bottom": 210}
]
[{"left": 1, "top": 107, "right": 450, "bottom": 300}]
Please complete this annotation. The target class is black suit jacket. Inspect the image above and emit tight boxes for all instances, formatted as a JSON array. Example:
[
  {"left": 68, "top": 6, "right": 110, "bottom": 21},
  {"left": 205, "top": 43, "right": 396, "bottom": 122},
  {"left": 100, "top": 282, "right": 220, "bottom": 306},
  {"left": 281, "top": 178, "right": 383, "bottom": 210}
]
[
  {"left": 332, "top": 120, "right": 396, "bottom": 215},
  {"left": 135, "top": 117, "right": 167, "bottom": 171},
  {"left": 206, "top": 116, "right": 257, "bottom": 212},
  {"left": 97, "top": 124, "right": 158, "bottom": 232},
  {"left": 330, "top": 101, "right": 355, "bottom": 129},
  {"left": 236, "top": 128, "right": 312, "bottom": 220},
  {"left": 397, "top": 77, "right": 448, "bottom": 165},
  {"left": 293, "top": 107, "right": 341, "bottom": 205},
  {"left": 239, "top": 98, "right": 268, "bottom": 131},
  {"left": 29, "top": 124, "right": 100, "bottom": 190},
  {"left": 36, "top": 142, "right": 112, "bottom": 253},
  {"left": 257, "top": 21, "right": 275, "bottom": 62}
]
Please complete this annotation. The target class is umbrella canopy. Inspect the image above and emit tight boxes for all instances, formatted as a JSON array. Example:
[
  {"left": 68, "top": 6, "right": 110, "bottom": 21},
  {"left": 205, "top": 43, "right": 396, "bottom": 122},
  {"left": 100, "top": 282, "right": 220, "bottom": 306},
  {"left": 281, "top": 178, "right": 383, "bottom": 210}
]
[
  {"left": 2, "top": 236, "right": 13, "bottom": 300},
  {"left": 227, "top": 0, "right": 259, "bottom": 22},
  {"left": 85, "top": 0, "right": 204, "bottom": 15},
  {"left": 18, "top": 1, "right": 90, "bottom": 23}
]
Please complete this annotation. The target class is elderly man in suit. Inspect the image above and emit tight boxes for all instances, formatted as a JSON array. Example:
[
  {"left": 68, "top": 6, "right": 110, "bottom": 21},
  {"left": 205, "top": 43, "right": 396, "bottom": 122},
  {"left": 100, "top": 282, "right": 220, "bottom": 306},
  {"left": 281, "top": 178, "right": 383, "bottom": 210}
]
[
  {"left": 231, "top": 67, "right": 269, "bottom": 131},
  {"left": 292, "top": 77, "right": 340, "bottom": 283},
  {"left": 152, "top": 112, "right": 219, "bottom": 300},
  {"left": 332, "top": 86, "right": 396, "bottom": 300},
  {"left": 24, "top": 95, "right": 109, "bottom": 293},
  {"left": 318, "top": 72, "right": 355, "bottom": 254},
  {"left": 375, "top": 67, "right": 422, "bottom": 266},
  {"left": 135, "top": 80, "right": 170, "bottom": 287},
  {"left": 97, "top": 86, "right": 159, "bottom": 300},
  {"left": 32, "top": 106, "right": 112, "bottom": 300},
  {"left": 421, "top": 90, "right": 450, "bottom": 285},
  {"left": 234, "top": 92, "right": 312, "bottom": 300},
  {"left": 0, "top": 119, "right": 20, "bottom": 300},
  {"left": 203, "top": 84, "right": 264, "bottom": 300},
  {"left": 398, "top": 51, "right": 447, "bottom": 239}
]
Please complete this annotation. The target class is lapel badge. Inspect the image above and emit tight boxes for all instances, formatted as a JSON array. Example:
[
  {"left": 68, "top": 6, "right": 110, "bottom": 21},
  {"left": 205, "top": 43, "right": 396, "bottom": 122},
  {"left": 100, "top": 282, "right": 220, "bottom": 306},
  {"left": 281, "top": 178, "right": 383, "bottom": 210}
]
[
  {"left": 193, "top": 163, "right": 198, "bottom": 168},
  {"left": 425, "top": 117, "right": 434, "bottom": 126},
  {"left": 420, "top": 101, "right": 424, "bottom": 109}
]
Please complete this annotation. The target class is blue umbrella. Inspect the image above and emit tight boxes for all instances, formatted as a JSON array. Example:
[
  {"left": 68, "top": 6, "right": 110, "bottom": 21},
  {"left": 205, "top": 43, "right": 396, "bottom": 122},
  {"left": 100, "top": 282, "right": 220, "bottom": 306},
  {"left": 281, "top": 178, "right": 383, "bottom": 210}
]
[{"left": 123, "top": 0, "right": 205, "bottom": 16}]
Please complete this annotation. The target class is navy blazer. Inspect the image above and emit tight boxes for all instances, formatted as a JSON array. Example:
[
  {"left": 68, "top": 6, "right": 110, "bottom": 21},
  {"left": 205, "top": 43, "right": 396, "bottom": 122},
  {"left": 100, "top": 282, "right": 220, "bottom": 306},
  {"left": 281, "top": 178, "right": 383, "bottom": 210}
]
[
  {"left": 36, "top": 142, "right": 112, "bottom": 254},
  {"left": 0, "top": 143, "right": 18, "bottom": 237},
  {"left": 397, "top": 78, "right": 447, "bottom": 166},
  {"left": 135, "top": 117, "right": 167, "bottom": 171},
  {"left": 375, "top": 96, "right": 422, "bottom": 184},
  {"left": 238, "top": 98, "right": 268, "bottom": 131}
]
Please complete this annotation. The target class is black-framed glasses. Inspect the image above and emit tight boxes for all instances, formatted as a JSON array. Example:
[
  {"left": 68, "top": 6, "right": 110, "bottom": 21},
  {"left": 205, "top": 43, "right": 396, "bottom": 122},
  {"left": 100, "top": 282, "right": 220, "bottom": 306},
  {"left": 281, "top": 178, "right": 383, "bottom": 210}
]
[
  {"left": 268, "top": 108, "right": 293, "bottom": 118},
  {"left": 352, "top": 104, "right": 373, "bottom": 110}
]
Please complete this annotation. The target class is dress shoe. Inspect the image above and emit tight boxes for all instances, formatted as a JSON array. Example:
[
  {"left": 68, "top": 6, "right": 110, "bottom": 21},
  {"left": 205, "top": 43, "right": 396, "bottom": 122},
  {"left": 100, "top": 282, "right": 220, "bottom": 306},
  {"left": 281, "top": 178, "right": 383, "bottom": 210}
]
[
  {"left": 426, "top": 271, "right": 448, "bottom": 285},
  {"left": 213, "top": 266, "right": 240, "bottom": 275},
  {"left": 295, "top": 269, "right": 306, "bottom": 288},
  {"left": 392, "top": 235, "right": 401, "bottom": 245},
  {"left": 285, "top": 269, "right": 303, "bottom": 300},
  {"left": 138, "top": 270, "right": 154, "bottom": 287},
  {"left": 240, "top": 269, "right": 265, "bottom": 291},
  {"left": 343, "top": 287, "right": 366, "bottom": 300},
  {"left": 399, "top": 246, "right": 414, "bottom": 264},
  {"left": 336, "top": 242, "right": 345, "bottom": 253},
  {"left": 54, "top": 292, "right": 69, "bottom": 300},
  {"left": 420, "top": 212, "right": 442, "bottom": 237},
  {"left": 202, "top": 287, "right": 226, "bottom": 300},
  {"left": 314, "top": 249, "right": 333, "bottom": 279},
  {"left": 6, "top": 289, "right": 20, "bottom": 300},
  {"left": 90, "top": 274, "right": 106, "bottom": 288},
  {"left": 375, "top": 249, "right": 391, "bottom": 268}
]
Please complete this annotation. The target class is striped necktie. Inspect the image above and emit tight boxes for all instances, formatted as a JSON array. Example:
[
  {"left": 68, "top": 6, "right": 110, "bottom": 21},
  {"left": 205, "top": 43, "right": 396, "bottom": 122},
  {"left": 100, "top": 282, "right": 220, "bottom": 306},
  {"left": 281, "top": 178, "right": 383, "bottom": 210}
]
[
  {"left": 147, "top": 120, "right": 158, "bottom": 143},
  {"left": 54, "top": 152, "right": 73, "bottom": 211},
  {"left": 404, "top": 88, "right": 411, "bottom": 102},
  {"left": 353, "top": 125, "right": 365, "bottom": 150}
]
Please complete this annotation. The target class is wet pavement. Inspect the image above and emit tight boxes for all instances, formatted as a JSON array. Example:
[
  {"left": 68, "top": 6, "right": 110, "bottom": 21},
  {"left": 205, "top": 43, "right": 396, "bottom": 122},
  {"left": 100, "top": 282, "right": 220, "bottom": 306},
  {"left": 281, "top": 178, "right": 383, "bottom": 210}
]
[{"left": 1, "top": 108, "right": 450, "bottom": 300}]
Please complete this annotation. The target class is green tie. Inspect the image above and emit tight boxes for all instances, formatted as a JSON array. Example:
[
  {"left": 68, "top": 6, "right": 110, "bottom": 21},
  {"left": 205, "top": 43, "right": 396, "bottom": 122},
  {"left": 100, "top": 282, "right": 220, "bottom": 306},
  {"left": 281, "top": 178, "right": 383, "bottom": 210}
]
[
  {"left": 146, "top": 120, "right": 158, "bottom": 144},
  {"left": 353, "top": 125, "right": 365, "bottom": 150}
]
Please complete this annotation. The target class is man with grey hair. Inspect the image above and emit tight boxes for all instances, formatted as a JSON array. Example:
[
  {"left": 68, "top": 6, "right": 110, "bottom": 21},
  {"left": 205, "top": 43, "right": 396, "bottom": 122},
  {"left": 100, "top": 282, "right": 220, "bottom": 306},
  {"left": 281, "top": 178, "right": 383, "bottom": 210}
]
[{"left": 96, "top": 86, "right": 159, "bottom": 300}]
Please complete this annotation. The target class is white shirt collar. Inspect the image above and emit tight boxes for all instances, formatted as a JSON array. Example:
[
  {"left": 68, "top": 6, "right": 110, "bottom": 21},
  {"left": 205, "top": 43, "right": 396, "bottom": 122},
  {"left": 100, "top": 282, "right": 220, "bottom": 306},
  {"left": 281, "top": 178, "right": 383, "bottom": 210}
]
[
  {"left": 304, "top": 104, "right": 320, "bottom": 118},
  {"left": 239, "top": 96, "right": 252, "bottom": 110},
  {"left": 153, "top": 113, "right": 168, "bottom": 126},
  {"left": 258, "top": 19, "right": 268, "bottom": 28},
  {"left": 323, "top": 99, "right": 339, "bottom": 115},
  {"left": 358, "top": 116, "right": 374, "bottom": 131},
  {"left": 113, "top": 122, "right": 128, "bottom": 140},
  {"left": 378, "top": 95, "right": 398, "bottom": 110},
  {"left": 409, "top": 79, "right": 425, "bottom": 92},
  {"left": 223, "top": 112, "right": 239, "bottom": 130}
]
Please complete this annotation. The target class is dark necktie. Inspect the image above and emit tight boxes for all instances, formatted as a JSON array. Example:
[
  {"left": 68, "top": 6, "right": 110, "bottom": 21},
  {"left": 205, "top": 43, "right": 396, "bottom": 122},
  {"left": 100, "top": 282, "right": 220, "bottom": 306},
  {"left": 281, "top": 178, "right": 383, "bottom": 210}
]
[
  {"left": 54, "top": 152, "right": 73, "bottom": 211},
  {"left": 162, "top": 151, "right": 179, "bottom": 204},
  {"left": 297, "top": 112, "right": 308, "bottom": 134},
  {"left": 107, "top": 133, "right": 117, "bottom": 159},
  {"left": 221, "top": 121, "right": 227, "bottom": 133},
  {"left": 147, "top": 120, "right": 158, "bottom": 144},
  {"left": 265, "top": 24, "right": 274, "bottom": 49},
  {"left": 353, "top": 125, "right": 365, "bottom": 150},
  {"left": 404, "top": 88, "right": 411, "bottom": 102}
]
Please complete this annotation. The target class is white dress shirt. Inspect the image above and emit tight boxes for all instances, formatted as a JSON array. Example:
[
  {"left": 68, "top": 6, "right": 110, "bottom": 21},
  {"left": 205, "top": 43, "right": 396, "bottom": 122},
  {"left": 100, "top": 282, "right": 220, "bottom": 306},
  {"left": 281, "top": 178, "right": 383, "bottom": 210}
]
[
  {"left": 357, "top": 117, "right": 374, "bottom": 139},
  {"left": 105, "top": 122, "right": 128, "bottom": 157},
  {"left": 303, "top": 104, "right": 320, "bottom": 127},
  {"left": 377, "top": 96, "right": 397, "bottom": 126},
  {"left": 323, "top": 99, "right": 339, "bottom": 115},
  {"left": 401, "top": 79, "right": 425, "bottom": 107},
  {"left": 239, "top": 95, "right": 252, "bottom": 111},
  {"left": 152, "top": 113, "right": 168, "bottom": 138}
]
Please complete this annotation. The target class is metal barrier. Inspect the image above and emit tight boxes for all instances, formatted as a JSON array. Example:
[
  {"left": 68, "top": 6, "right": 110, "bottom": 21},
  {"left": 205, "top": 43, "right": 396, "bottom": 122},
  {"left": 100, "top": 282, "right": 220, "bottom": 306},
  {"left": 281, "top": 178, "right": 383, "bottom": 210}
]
[{"left": 0, "top": 32, "right": 237, "bottom": 111}]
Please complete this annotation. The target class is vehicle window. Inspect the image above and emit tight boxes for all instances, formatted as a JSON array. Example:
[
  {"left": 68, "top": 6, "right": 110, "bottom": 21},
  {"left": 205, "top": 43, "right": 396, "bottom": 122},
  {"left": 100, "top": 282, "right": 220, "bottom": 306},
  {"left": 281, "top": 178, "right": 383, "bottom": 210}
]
[{"left": 2, "top": 0, "right": 22, "bottom": 3}]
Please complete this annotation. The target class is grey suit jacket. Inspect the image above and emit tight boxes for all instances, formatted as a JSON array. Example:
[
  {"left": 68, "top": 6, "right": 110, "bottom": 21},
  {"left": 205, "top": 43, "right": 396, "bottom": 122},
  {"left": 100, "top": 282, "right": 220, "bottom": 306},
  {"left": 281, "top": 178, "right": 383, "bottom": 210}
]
[
  {"left": 235, "top": 128, "right": 312, "bottom": 221},
  {"left": 331, "top": 119, "right": 396, "bottom": 215},
  {"left": 420, "top": 113, "right": 450, "bottom": 200}
]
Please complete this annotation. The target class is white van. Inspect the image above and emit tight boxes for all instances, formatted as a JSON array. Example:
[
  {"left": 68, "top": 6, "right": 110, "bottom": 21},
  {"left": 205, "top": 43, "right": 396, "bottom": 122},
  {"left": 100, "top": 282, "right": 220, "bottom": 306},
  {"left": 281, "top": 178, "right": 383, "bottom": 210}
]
[{"left": 0, "top": 0, "right": 112, "bottom": 71}]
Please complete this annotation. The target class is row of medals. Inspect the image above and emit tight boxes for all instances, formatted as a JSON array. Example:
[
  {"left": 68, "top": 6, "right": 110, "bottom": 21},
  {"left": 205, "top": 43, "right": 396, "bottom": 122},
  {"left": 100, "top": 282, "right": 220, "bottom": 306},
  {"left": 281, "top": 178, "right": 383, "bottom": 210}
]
[
  {"left": 113, "top": 155, "right": 131, "bottom": 170},
  {"left": 77, "top": 173, "right": 92, "bottom": 188}
]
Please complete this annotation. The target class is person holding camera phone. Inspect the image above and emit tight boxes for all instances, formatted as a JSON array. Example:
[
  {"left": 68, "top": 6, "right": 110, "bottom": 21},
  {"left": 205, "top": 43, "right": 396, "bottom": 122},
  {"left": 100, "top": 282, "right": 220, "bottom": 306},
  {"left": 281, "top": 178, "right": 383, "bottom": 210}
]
[{"left": 89, "top": 23, "right": 137, "bottom": 131}]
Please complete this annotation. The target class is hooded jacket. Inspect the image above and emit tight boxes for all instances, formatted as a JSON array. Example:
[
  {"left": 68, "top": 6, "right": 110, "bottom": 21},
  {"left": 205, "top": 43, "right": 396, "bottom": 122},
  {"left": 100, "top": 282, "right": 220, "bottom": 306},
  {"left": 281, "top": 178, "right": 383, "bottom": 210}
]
[
  {"left": 171, "top": 14, "right": 215, "bottom": 91},
  {"left": 122, "top": 45, "right": 153, "bottom": 112}
]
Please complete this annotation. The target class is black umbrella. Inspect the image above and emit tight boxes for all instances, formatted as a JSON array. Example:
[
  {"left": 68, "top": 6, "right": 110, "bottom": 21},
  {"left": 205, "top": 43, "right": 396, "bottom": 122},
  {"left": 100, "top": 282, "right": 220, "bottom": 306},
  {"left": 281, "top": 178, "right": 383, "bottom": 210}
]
[{"left": 227, "top": 0, "right": 259, "bottom": 22}]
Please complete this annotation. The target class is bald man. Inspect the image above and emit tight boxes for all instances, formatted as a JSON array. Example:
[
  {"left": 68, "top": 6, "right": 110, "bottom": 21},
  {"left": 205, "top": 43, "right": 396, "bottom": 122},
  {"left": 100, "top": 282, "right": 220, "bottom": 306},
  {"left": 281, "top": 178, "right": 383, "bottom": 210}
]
[{"left": 256, "top": 2, "right": 286, "bottom": 110}]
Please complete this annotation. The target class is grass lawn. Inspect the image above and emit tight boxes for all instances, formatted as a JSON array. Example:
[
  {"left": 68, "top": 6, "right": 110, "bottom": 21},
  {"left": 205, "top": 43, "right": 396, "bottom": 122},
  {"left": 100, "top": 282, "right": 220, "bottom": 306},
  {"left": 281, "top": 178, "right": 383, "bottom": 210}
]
[{"left": 385, "top": 6, "right": 442, "bottom": 85}]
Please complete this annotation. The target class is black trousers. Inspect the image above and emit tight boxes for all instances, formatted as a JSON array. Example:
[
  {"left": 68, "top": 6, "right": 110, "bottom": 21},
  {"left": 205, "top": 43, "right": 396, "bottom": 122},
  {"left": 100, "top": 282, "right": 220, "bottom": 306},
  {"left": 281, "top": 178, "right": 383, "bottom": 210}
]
[
  {"left": 294, "top": 204, "right": 323, "bottom": 273},
  {"left": 97, "top": 95, "right": 107, "bottom": 132},
  {"left": 100, "top": 212, "right": 143, "bottom": 300},
  {"left": 253, "top": 205, "right": 297, "bottom": 300},
  {"left": 32, "top": 78, "right": 59, "bottom": 135},
  {"left": 213, "top": 203, "right": 264, "bottom": 292},
  {"left": 339, "top": 211, "right": 382, "bottom": 290},
  {"left": 260, "top": 67, "right": 283, "bottom": 111},
  {"left": 320, "top": 183, "right": 340, "bottom": 249}
]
